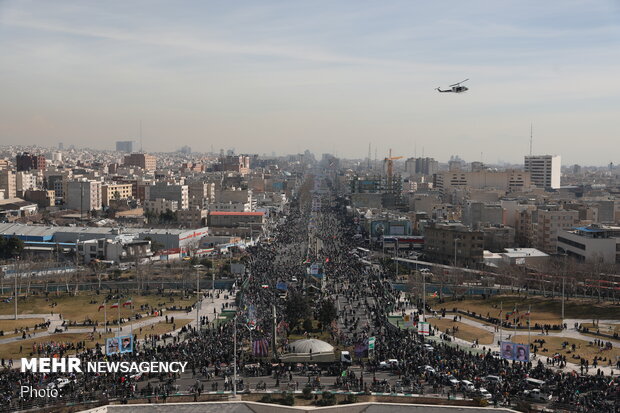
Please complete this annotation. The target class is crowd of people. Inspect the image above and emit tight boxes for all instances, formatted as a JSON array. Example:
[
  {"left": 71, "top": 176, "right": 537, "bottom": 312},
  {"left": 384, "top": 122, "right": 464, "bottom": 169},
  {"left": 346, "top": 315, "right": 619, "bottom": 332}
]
[{"left": 0, "top": 173, "right": 618, "bottom": 412}]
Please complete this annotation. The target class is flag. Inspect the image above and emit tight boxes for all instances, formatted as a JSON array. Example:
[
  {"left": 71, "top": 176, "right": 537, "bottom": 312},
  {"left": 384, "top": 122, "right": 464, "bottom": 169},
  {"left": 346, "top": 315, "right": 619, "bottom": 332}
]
[
  {"left": 429, "top": 291, "right": 438, "bottom": 298},
  {"left": 524, "top": 309, "right": 531, "bottom": 316},
  {"left": 498, "top": 309, "right": 502, "bottom": 317},
  {"left": 341, "top": 370, "right": 347, "bottom": 377},
  {"left": 122, "top": 299, "right": 132, "bottom": 307},
  {"left": 110, "top": 303, "right": 119, "bottom": 309},
  {"left": 325, "top": 257, "right": 330, "bottom": 263},
  {"left": 252, "top": 339, "right": 269, "bottom": 356},
  {"left": 98, "top": 305, "right": 105, "bottom": 312}
]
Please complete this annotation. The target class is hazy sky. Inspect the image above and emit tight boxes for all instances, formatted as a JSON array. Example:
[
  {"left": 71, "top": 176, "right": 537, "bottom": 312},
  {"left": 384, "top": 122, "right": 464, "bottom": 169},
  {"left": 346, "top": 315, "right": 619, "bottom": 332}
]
[{"left": 1, "top": 1, "right": 619, "bottom": 165}]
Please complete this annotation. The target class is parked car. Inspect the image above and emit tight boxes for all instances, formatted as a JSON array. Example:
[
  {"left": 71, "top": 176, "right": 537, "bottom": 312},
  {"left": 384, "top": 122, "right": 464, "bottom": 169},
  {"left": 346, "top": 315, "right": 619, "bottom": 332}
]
[
  {"left": 478, "top": 387, "right": 493, "bottom": 400},
  {"left": 484, "top": 375, "right": 502, "bottom": 384},
  {"left": 424, "top": 365, "right": 436, "bottom": 374},
  {"left": 524, "top": 389, "right": 552, "bottom": 402},
  {"left": 461, "top": 379, "right": 475, "bottom": 392}
]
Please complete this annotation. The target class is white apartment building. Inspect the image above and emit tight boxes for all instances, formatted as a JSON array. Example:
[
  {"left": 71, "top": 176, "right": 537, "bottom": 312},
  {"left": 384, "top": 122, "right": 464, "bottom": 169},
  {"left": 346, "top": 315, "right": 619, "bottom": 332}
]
[
  {"left": 0, "top": 170, "right": 16, "bottom": 199},
  {"left": 16, "top": 171, "right": 36, "bottom": 193},
  {"left": 524, "top": 155, "right": 561, "bottom": 189}
]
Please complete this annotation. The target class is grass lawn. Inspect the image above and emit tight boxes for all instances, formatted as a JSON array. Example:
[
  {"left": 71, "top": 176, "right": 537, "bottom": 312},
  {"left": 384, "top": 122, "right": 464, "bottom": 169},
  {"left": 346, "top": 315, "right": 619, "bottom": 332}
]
[
  {"left": 427, "top": 318, "right": 494, "bottom": 345},
  {"left": 581, "top": 322, "right": 620, "bottom": 335},
  {"left": 430, "top": 295, "right": 620, "bottom": 324},
  {"left": 0, "top": 319, "right": 192, "bottom": 359},
  {"left": 132, "top": 319, "right": 191, "bottom": 340},
  {"left": 512, "top": 335, "right": 620, "bottom": 364},
  {"left": 0, "top": 318, "right": 45, "bottom": 338},
  {"left": 0, "top": 292, "right": 197, "bottom": 324}
]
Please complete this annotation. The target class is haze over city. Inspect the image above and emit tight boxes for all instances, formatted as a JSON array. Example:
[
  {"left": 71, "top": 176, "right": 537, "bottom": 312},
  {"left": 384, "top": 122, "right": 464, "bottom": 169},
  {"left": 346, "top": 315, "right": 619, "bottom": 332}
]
[{"left": 1, "top": 1, "right": 620, "bottom": 164}]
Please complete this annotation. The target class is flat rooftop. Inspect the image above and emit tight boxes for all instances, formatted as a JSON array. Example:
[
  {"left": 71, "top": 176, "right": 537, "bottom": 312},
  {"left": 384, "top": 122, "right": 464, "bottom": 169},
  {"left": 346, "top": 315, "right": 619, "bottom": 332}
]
[{"left": 502, "top": 248, "right": 548, "bottom": 258}]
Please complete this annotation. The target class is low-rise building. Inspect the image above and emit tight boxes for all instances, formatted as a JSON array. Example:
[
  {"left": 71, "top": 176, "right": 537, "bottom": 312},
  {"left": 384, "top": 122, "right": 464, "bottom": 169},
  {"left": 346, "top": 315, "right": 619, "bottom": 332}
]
[
  {"left": 143, "top": 198, "right": 178, "bottom": 215},
  {"left": 102, "top": 183, "right": 133, "bottom": 207},
  {"left": 424, "top": 222, "right": 484, "bottom": 267},
  {"left": 78, "top": 236, "right": 152, "bottom": 264},
  {"left": 123, "top": 153, "right": 157, "bottom": 171},
  {"left": 0, "top": 198, "right": 38, "bottom": 219},
  {"left": 558, "top": 225, "right": 620, "bottom": 264},
  {"left": 23, "top": 190, "right": 55, "bottom": 208},
  {"left": 177, "top": 208, "right": 208, "bottom": 228}
]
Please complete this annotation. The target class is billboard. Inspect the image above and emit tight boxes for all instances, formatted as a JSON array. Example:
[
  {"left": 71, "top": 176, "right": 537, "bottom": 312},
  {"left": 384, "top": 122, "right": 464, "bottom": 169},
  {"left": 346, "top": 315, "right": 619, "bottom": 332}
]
[
  {"left": 402, "top": 314, "right": 414, "bottom": 328},
  {"left": 106, "top": 337, "right": 119, "bottom": 355},
  {"left": 500, "top": 341, "right": 529, "bottom": 361},
  {"left": 106, "top": 335, "right": 133, "bottom": 355},
  {"left": 418, "top": 322, "right": 430, "bottom": 336}
]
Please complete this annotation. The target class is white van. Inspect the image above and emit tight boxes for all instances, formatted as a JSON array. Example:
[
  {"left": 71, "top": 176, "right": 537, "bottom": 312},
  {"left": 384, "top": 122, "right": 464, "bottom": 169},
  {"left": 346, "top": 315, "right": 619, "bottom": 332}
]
[
  {"left": 525, "top": 378, "right": 546, "bottom": 389},
  {"left": 484, "top": 375, "right": 502, "bottom": 384}
]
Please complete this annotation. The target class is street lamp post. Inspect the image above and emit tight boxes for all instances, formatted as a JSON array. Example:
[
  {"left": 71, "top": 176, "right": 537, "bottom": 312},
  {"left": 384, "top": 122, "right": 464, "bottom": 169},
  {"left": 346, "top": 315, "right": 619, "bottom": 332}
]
[
  {"left": 395, "top": 238, "right": 399, "bottom": 278},
  {"left": 196, "top": 266, "right": 200, "bottom": 333},
  {"left": 233, "top": 314, "right": 237, "bottom": 397},
  {"left": 453, "top": 238, "right": 459, "bottom": 268}
]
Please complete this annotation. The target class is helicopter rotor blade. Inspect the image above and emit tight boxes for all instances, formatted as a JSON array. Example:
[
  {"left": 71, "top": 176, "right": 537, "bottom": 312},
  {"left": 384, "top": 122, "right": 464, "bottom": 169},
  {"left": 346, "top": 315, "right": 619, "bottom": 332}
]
[{"left": 450, "top": 78, "right": 469, "bottom": 87}]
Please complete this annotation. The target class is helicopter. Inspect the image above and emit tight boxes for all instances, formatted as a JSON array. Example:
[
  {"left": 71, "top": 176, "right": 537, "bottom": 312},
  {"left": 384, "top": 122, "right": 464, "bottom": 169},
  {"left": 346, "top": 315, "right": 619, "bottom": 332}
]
[{"left": 436, "top": 79, "right": 469, "bottom": 93}]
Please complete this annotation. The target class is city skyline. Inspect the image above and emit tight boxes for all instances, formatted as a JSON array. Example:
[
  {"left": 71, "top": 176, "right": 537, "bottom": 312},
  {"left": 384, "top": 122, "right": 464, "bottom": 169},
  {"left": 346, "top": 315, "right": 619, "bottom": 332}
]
[{"left": 1, "top": 1, "right": 619, "bottom": 165}]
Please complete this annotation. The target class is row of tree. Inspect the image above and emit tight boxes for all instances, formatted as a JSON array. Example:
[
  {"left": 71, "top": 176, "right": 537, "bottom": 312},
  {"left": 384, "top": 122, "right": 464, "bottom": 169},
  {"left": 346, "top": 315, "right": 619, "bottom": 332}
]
[{"left": 0, "top": 236, "right": 24, "bottom": 260}]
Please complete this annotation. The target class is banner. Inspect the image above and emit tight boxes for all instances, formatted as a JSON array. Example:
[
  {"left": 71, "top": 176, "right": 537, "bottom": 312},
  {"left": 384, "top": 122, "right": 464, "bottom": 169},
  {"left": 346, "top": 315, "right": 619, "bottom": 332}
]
[
  {"left": 120, "top": 335, "right": 133, "bottom": 353},
  {"left": 106, "top": 337, "right": 120, "bottom": 355},
  {"left": 252, "top": 339, "right": 269, "bottom": 356},
  {"left": 368, "top": 336, "right": 376, "bottom": 350},
  {"left": 310, "top": 263, "right": 321, "bottom": 275},
  {"left": 107, "top": 335, "right": 133, "bottom": 355},
  {"left": 418, "top": 322, "right": 430, "bottom": 336},
  {"left": 514, "top": 343, "right": 529, "bottom": 362},
  {"left": 402, "top": 314, "right": 414, "bottom": 328},
  {"left": 501, "top": 341, "right": 529, "bottom": 361}
]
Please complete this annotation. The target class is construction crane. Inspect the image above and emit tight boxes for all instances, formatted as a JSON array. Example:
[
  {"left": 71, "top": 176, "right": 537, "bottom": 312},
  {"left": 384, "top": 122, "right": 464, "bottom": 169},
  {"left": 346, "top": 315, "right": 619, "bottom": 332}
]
[{"left": 384, "top": 149, "right": 403, "bottom": 192}]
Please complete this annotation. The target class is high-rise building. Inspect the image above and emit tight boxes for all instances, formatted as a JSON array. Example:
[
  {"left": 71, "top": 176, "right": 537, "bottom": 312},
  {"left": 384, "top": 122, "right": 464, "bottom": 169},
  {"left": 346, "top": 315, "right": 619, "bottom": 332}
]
[
  {"left": 15, "top": 171, "right": 36, "bottom": 193},
  {"left": 65, "top": 180, "right": 102, "bottom": 213},
  {"left": 116, "top": 141, "right": 135, "bottom": 153},
  {"left": 433, "top": 170, "right": 531, "bottom": 193},
  {"left": 16, "top": 152, "right": 46, "bottom": 172},
  {"left": 0, "top": 170, "right": 16, "bottom": 199},
  {"left": 524, "top": 155, "right": 561, "bottom": 189},
  {"left": 404, "top": 157, "right": 439, "bottom": 176},
  {"left": 534, "top": 208, "right": 578, "bottom": 253},
  {"left": 123, "top": 153, "right": 156, "bottom": 171}
]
